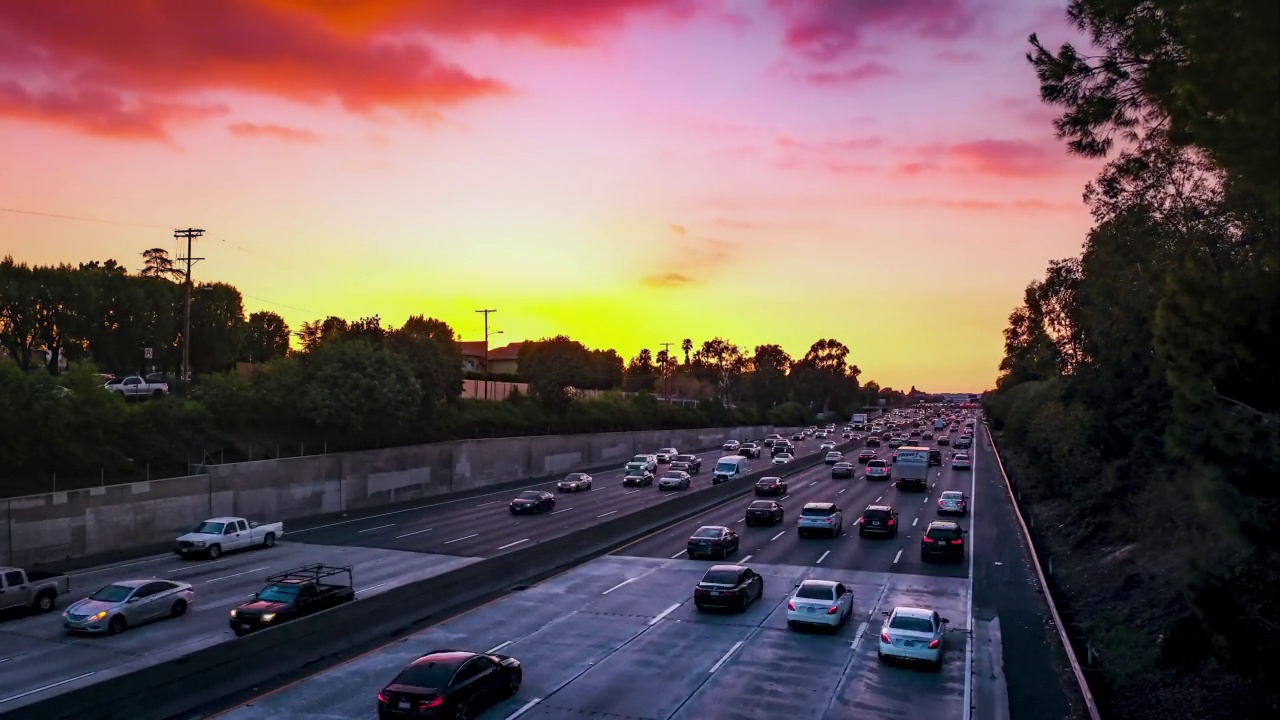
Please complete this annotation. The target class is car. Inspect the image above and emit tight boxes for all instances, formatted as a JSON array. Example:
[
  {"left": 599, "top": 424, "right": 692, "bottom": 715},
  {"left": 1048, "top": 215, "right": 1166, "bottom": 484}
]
[
  {"left": 754, "top": 476, "right": 787, "bottom": 496},
  {"left": 815, "top": 430, "right": 828, "bottom": 439},
  {"left": 797, "top": 502, "right": 843, "bottom": 538},
  {"left": 772, "top": 453, "right": 794, "bottom": 465},
  {"left": 658, "top": 471, "right": 692, "bottom": 491},
  {"left": 937, "top": 435, "right": 950, "bottom": 445},
  {"left": 557, "top": 472, "right": 593, "bottom": 492},
  {"left": 655, "top": 447, "right": 679, "bottom": 463},
  {"left": 687, "top": 525, "right": 740, "bottom": 559},
  {"left": 920, "top": 521, "right": 966, "bottom": 562},
  {"left": 670, "top": 454, "right": 703, "bottom": 474},
  {"left": 937, "top": 490, "right": 968, "bottom": 516},
  {"left": 865, "top": 459, "right": 890, "bottom": 479},
  {"left": 791, "top": 432, "right": 805, "bottom": 441},
  {"left": 842, "top": 431, "right": 853, "bottom": 439},
  {"left": 626, "top": 454, "right": 658, "bottom": 473},
  {"left": 888, "top": 436, "right": 905, "bottom": 448},
  {"left": 738, "top": 442, "right": 762, "bottom": 459},
  {"left": 922, "top": 431, "right": 933, "bottom": 440},
  {"left": 928, "top": 448, "right": 943, "bottom": 466},
  {"left": 831, "top": 462, "right": 855, "bottom": 479},
  {"left": 509, "top": 490, "right": 555, "bottom": 514},
  {"left": 771, "top": 443, "right": 793, "bottom": 457},
  {"left": 819, "top": 440, "right": 836, "bottom": 450},
  {"left": 824, "top": 451, "right": 842, "bottom": 464},
  {"left": 744, "top": 500, "right": 784, "bottom": 526},
  {"left": 622, "top": 472, "right": 654, "bottom": 487},
  {"left": 954, "top": 437, "right": 972, "bottom": 450},
  {"left": 858, "top": 504, "right": 898, "bottom": 538},
  {"left": 890, "top": 449, "right": 899, "bottom": 464},
  {"left": 952, "top": 452, "right": 972, "bottom": 470},
  {"left": 230, "top": 564, "right": 355, "bottom": 636},
  {"left": 856, "top": 449, "right": 877, "bottom": 463},
  {"left": 174, "top": 516, "right": 284, "bottom": 559},
  {"left": 375, "top": 649, "right": 522, "bottom": 719},
  {"left": 786, "top": 579, "right": 853, "bottom": 630},
  {"left": 865, "top": 435, "right": 881, "bottom": 447},
  {"left": 878, "top": 607, "right": 949, "bottom": 669},
  {"left": 63, "top": 579, "right": 195, "bottom": 635},
  {"left": 693, "top": 564, "right": 763, "bottom": 612},
  {"left": 722, "top": 439, "right": 741, "bottom": 452}
]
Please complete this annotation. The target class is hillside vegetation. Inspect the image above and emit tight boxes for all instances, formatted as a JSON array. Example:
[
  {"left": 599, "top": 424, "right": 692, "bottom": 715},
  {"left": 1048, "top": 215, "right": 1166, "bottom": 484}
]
[{"left": 986, "top": 2, "right": 1279, "bottom": 718}]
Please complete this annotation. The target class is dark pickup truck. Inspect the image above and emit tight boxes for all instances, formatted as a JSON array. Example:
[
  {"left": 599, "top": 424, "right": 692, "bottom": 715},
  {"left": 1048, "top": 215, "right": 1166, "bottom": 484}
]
[{"left": 229, "top": 564, "right": 355, "bottom": 636}]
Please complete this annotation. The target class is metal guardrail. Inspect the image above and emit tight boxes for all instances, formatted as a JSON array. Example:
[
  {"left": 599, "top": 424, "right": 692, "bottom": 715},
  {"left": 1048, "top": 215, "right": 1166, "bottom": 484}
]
[{"left": 984, "top": 422, "right": 1102, "bottom": 720}]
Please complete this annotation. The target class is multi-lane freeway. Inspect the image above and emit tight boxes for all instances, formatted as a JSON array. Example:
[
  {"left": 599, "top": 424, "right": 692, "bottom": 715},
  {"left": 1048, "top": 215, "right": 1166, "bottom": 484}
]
[
  {"left": 0, "top": 436, "right": 820, "bottom": 711},
  {"left": 202, "top": 420, "right": 1071, "bottom": 720}
]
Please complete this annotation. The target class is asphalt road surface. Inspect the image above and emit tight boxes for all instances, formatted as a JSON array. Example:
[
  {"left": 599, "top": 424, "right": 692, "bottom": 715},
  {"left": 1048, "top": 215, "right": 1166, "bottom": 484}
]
[{"left": 0, "top": 544, "right": 480, "bottom": 711}]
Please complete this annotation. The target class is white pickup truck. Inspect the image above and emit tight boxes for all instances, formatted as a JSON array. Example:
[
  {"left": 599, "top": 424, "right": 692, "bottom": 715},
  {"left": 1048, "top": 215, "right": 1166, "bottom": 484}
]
[
  {"left": 104, "top": 375, "right": 169, "bottom": 399},
  {"left": 174, "top": 516, "right": 284, "bottom": 559},
  {"left": 0, "top": 566, "right": 70, "bottom": 613}
]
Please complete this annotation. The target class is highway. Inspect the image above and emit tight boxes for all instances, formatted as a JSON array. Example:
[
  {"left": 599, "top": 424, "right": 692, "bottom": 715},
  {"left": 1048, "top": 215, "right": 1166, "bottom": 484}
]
[
  {"left": 0, "top": 433, "right": 820, "bottom": 711},
  {"left": 209, "top": 424, "right": 1001, "bottom": 720}
]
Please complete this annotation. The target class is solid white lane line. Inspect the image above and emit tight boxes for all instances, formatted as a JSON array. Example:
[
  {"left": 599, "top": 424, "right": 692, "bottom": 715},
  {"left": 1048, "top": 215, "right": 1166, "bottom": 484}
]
[
  {"left": 597, "top": 510, "right": 618, "bottom": 518},
  {"left": 498, "top": 538, "right": 529, "bottom": 550},
  {"left": 443, "top": 533, "right": 479, "bottom": 544},
  {"left": 72, "top": 555, "right": 171, "bottom": 577},
  {"left": 709, "top": 641, "right": 745, "bottom": 673},
  {"left": 475, "top": 500, "right": 500, "bottom": 508},
  {"left": 358, "top": 523, "right": 395, "bottom": 533},
  {"left": 395, "top": 527, "right": 433, "bottom": 539},
  {"left": 358, "top": 582, "right": 389, "bottom": 594},
  {"left": 770, "top": 531, "right": 785, "bottom": 541},
  {"left": 550, "top": 508, "right": 572, "bottom": 515},
  {"left": 204, "top": 566, "right": 269, "bottom": 584},
  {"left": 671, "top": 550, "right": 687, "bottom": 559},
  {"left": 850, "top": 622, "right": 870, "bottom": 653},
  {"left": 893, "top": 549, "right": 903, "bottom": 564},
  {"left": 913, "top": 517, "right": 919, "bottom": 526},
  {"left": 504, "top": 698, "right": 542, "bottom": 720},
  {"left": 739, "top": 554, "right": 753, "bottom": 563},
  {"left": 623, "top": 489, "right": 641, "bottom": 495},
  {"left": 648, "top": 603, "right": 680, "bottom": 626},
  {"left": 168, "top": 557, "right": 231, "bottom": 573},
  {"left": 602, "top": 578, "right": 636, "bottom": 595},
  {"left": 0, "top": 672, "right": 97, "bottom": 704},
  {"left": 487, "top": 640, "right": 513, "bottom": 653},
  {"left": 817, "top": 550, "right": 830, "bottom": 564}
]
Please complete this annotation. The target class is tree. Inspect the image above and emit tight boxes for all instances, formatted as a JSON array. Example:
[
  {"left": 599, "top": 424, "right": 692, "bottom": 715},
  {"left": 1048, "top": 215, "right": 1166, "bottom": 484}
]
[
  {"left": 692, "top": 338, "right": 745, "bottom": 401},
  {"left": 0, "top": 258, "right": 40, "bottom": 370},
  {"left": 297, "top": 316, "right": 351, "bottom": 352},
  {"left": 139, "top": 248, "right": 179, "bottom": 280},
  {"left": 519, "top": 335, "right": 594, "bottom": 413},
  {"left": 388, "top": 315, "right": 463, "bottom": 410},
  {"left": 626, "top": 348, "right": 656, "bottom": 392},
  {"left": 791, "top": 339, "right": 859, "bottom": 412},
  {"left": 189, "top": 282, "right": 246, "bottom": 374},
  {"left": 30, "top": 264, "right": 85, "bottom": 375},
  {"left": 681, "top": 338, "right": 692, "bottom": 365},
  {"left": 295, "top": 339, "right": 421, "bottom": 439},
  {"left": 241, "top": 311, "right": 291, "bottom": 362},
  {"left": 750, "top": 344, "right": 791, "bottom": 410}
]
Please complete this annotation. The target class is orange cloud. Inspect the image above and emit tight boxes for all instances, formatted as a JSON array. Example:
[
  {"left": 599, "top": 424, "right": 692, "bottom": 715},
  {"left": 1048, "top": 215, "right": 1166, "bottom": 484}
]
[
  {"left": 641, "top": 272, "right": 696, "bottom": 288},
  {"left": 668, "top": 223, "right": 687, "bottom": 236},
  {"left": 0, "top": 0, "right": 686, "bottom": 139},
  {"left": 228, "top": 122, "right": 319, "bottom": 142}
]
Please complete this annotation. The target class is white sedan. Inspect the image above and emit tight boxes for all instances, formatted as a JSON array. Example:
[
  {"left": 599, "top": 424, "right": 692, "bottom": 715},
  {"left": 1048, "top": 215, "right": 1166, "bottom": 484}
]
[
  {"left": 786, "top": 579, "right": 853, "bottom": 629},
  {"left": 771, "top": 453, "right": 794, "bottom": 465},
  {"left": 878, "top": 606, "right": 949, "bottom": 668},
  {"left": 951, "top": 452, "right": 971, "bottom": 470},
  {"left": 819, "top": 440, "right": 836, "bottom": 450}
]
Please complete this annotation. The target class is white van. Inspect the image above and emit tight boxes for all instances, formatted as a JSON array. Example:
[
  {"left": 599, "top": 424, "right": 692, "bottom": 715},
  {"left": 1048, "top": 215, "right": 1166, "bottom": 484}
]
[{"left": 712, "top": 455, "right": 751, "bottom": 484}]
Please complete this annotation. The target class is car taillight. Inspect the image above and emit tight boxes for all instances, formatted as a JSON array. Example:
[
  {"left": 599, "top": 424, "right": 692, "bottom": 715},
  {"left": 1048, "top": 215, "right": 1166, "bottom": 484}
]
[
  {"left": 887, "top": 518, "right": 895, "bottom": 525},
  {"left": 858, "top": 517, "right": 864, "bottom": 523},
  {"left": 922, "top": 537, "right": 935, "bottom": 543},
  {"left": 880, "top": 632, "right": 891, "bottom": 643},
  {"left": 928, "top": 639, "right": 941, "bottom": 649},
  {"left": 377, "top": 691, "right": 388, "bottom": 704},
  {"left": 824, "top": 517, "right": 833, "bottom": 523},
  {"left": 951, "top": 539, "right": 964, "bottom": 545},
  {"left": 422, "top": 697, "right": 443, "bottom": 709},
  {"left": 827, "top": 606, "right": 839, "bottom": 615},
  {"left": 787, "top": 601, "right": 796, "bottom": 610}
]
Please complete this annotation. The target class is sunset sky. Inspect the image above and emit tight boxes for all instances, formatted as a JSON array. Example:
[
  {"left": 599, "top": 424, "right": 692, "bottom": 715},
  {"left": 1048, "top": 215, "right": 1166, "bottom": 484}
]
[{"left": 0, "top": 0, "right": 1105, "bottom": 392}]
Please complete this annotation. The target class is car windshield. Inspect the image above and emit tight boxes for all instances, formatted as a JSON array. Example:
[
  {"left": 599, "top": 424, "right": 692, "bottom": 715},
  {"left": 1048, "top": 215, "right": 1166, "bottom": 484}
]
[
  {"left": 801, "top": 507, "right": 833, "bottom": 517},
  {"left": 659, "top": 448, "right": 676, "bottom": 454},
  {"left": 795, "top": 583, "right": 835, "bottom": 600},
  {"left": 701, "top": 569, "right": 740, "bottom": 585},
  {"left": 889, "top": 615, "right": 935, "bottom": 633},
  {"left": 662, "top": 472, "right": 684, "bottom": 480},
  {"left": 776, "top": 454, "right": 792, "bottom": 459},
  {"left": 89, "top": 584, "right": 134, "bottom": 602},
  {"left": 941, "top": 491, "right": 963, "bottom": 501},
  {"left": 867, "top": 460, "right": 887, "bottom": 468},
  {"left": 517, "top": 491, "right": 542, "bottom": 500},
  {"left": 563, "top": 473, "right": 585, "bottom": 481},
  {"left": 257, "top": 584, "right": 301, "bottom": 602},
  {"left": 631, "top": 456, "right": 648, "bottom": 462},
  {"left": 676, "top": 455, "right": 696, "bottom": 462},
  {"left": 715, "top": 462, "right": 738, "bottom": 473},
  {"left": 394, "top": 659, "right": 464, "bottom": 689},
  {"left": 748, "top": 501, "right": 773, "bottom": 509},
  {"left": 193, "top": 521, "right": 225, "bottom": 534},
  {"left": 692, "top": 527, "right": 723, "bottom": 538},
  {"left": 927, "top": 527, "right": 958, "bottom": 539}
]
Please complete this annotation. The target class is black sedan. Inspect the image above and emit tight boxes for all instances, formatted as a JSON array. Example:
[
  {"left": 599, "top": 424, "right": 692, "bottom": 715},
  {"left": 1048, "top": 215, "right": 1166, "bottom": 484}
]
[
  {"left": 670, "top": 454, "right": 702, "bottom": 474},
  {"left": 376, "top": 650, "right": 521, "bottom": 719},
  {"left": 509, "top": 490, "right": 555, "bottom": 514},
  {"left": 920, "top": 521, "right": 966, "bottom": 562},
  {"left": 754, "top": 476, "right": 787, "bottom": 496},
  {"left": 866, "top": 435, "right": 882, "bottom": 447},
  {"left": 831, "top": 462, "right": 855, "bottom": 478},
  {"left": 744, "top": 500, "right": 784, "bottom": 526},
  {"left": 693, "top": 564, "right": 763, "bottom": 613},
  {"left": 687, "top": 525, "right": 739, "bottom": 559},
  {"left": 621, "top": 472, "right": 654, "bottom": 487}
]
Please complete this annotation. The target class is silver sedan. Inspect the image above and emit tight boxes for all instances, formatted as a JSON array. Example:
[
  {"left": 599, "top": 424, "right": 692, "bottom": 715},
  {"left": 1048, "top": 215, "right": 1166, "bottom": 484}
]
[{"left": 64, "top": 579, "right": 195, "bottom": 635}]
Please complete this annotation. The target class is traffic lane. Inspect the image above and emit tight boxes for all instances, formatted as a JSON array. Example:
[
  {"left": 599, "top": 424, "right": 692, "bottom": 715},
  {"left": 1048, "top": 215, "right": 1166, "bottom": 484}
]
[
  {"left": 211, "top": 555, "right": 968, "bottom": 720},
  {"left": 298, "top": 442, "right": 834, "bottom": 557},
  {"left": 291, "top": 442, "right": 821, "bottom": 548},
  {"left": 0, "top": 546, "right": 476, "bottom": 709}
]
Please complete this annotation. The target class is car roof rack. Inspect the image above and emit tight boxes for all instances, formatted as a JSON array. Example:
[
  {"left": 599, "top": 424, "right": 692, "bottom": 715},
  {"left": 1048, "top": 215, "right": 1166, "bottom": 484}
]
[{"left": 265, "top": 563, "right": 353, "bottom": 585}]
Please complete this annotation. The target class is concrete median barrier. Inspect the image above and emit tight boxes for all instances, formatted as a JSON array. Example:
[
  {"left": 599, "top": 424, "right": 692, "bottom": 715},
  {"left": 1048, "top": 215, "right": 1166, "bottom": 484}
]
[{"left": 8, "top": 440, "right": 850, "bottom": 720}]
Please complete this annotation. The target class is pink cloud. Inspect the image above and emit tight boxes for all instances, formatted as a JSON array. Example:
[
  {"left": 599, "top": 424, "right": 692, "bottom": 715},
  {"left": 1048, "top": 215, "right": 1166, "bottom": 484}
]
[
  {"left": 895, "top": 138, "right": 1072, "bottom": 178},
  {"left": 0, "top": 80, "right": 227, "bottom": 140},
  {"left": 935, "top": 49, "right": 981, "bottom": 63},
  {"left": 771, "top": 0, "right": 982, "bottom": 62},
  {"left": 805, "top": 61, "right": 896, "bottom": 86},
  {"left": 897, "top": 197, "right": 1078, "bottom": 212},
  {"left": 715, "top": 217, "right": 764, "bottom": 229},
  {"left": 996, "top": 96, "right": 1060, "bottom": 129},
  {"left": 228, "top": 121, "right": 319, "bottom": 142}
]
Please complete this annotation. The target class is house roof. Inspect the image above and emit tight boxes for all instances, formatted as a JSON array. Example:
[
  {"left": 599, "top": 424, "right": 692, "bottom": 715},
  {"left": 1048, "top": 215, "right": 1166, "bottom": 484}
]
[
  {"left": 488, "top": 342, "right": 523, "bottom": 361},
  {"left": 459, "top": 341, "right": 487, "bottom": 358}
]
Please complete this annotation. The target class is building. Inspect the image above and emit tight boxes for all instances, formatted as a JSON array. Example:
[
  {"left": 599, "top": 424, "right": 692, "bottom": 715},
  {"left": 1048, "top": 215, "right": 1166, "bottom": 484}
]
[
  {"left": 458, "top": 340, "right": 523, "bottom": 375},
  {"left": 459, "top": 341, "right": 487, "bottom": 372}
]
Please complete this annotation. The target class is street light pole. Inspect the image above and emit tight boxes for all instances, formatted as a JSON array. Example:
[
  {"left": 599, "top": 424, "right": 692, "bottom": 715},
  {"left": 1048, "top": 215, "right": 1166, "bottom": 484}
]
[
  {"left": 476, "top": 309, "right": 497, "bottom": 400},
  {"left": 175, "top": 228, "right": 204, "bottom": 381}
]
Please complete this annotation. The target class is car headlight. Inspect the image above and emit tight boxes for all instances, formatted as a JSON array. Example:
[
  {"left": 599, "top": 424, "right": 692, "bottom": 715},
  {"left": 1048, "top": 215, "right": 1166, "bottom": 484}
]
[
  {"left": 194, "top": 541, "right": 206, "bottom": 547},
  {"left": 90, "top": 611, "right": 108, "bottom": 621},
  {"left": 230, "top": 609, "right": 238, "bottom": 618},
  {"left": 260, "top": 613, "right": 276, "bottom": 622}
]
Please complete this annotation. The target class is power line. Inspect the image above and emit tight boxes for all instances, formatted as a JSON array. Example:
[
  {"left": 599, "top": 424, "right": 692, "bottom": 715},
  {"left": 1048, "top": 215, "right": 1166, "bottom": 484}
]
[
  {"left": 0, "top": 206, "right": 174, "bottom": 230},
  {"left": 239, "top": 293, "right": 331, "bottom": 318}
]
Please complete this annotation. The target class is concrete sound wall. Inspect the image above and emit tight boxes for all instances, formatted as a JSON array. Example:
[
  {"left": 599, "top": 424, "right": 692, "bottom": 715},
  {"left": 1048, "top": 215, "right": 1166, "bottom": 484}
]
[{"left": 1, "top": 425, "right": 773, "bottom": 567}]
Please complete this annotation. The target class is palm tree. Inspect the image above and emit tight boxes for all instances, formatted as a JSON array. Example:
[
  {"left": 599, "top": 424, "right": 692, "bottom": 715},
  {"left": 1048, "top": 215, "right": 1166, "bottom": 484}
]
[{"left": 681, "top": 338, "right": 692, "bottom": 365}]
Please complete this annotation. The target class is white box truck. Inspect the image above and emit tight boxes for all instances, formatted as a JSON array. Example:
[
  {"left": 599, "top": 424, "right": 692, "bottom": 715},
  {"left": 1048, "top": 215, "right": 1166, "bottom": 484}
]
[
  {"left": 851, "top": 413, "right": 868, "bottom": 430},
  {"left": 892, "top": 446, "right": 930, "bottom": 491}
]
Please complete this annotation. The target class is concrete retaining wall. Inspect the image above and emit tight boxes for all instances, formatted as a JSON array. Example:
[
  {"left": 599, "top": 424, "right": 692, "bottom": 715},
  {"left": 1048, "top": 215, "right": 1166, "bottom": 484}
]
[{"left": 1, "top": 425, "right": 774, "bottom": 566}]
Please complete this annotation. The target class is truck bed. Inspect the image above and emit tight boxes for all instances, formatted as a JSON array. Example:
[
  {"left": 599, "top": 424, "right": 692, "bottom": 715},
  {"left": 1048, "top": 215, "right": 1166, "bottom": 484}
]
[{"left": 25, "top": 570, "right": 68, "bottom": 582}]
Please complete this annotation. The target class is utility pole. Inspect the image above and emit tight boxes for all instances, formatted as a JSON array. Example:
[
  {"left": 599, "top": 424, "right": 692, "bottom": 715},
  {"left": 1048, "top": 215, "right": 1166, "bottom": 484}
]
[
  {"left": 476, "top": 309, "right": 497, "bottom": 400},
  {"left": 659, "top": 342, "right": 674, "bottom": 399},
  {"left": 175, "top": 228, "right": 205, "bottom": 381}
]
